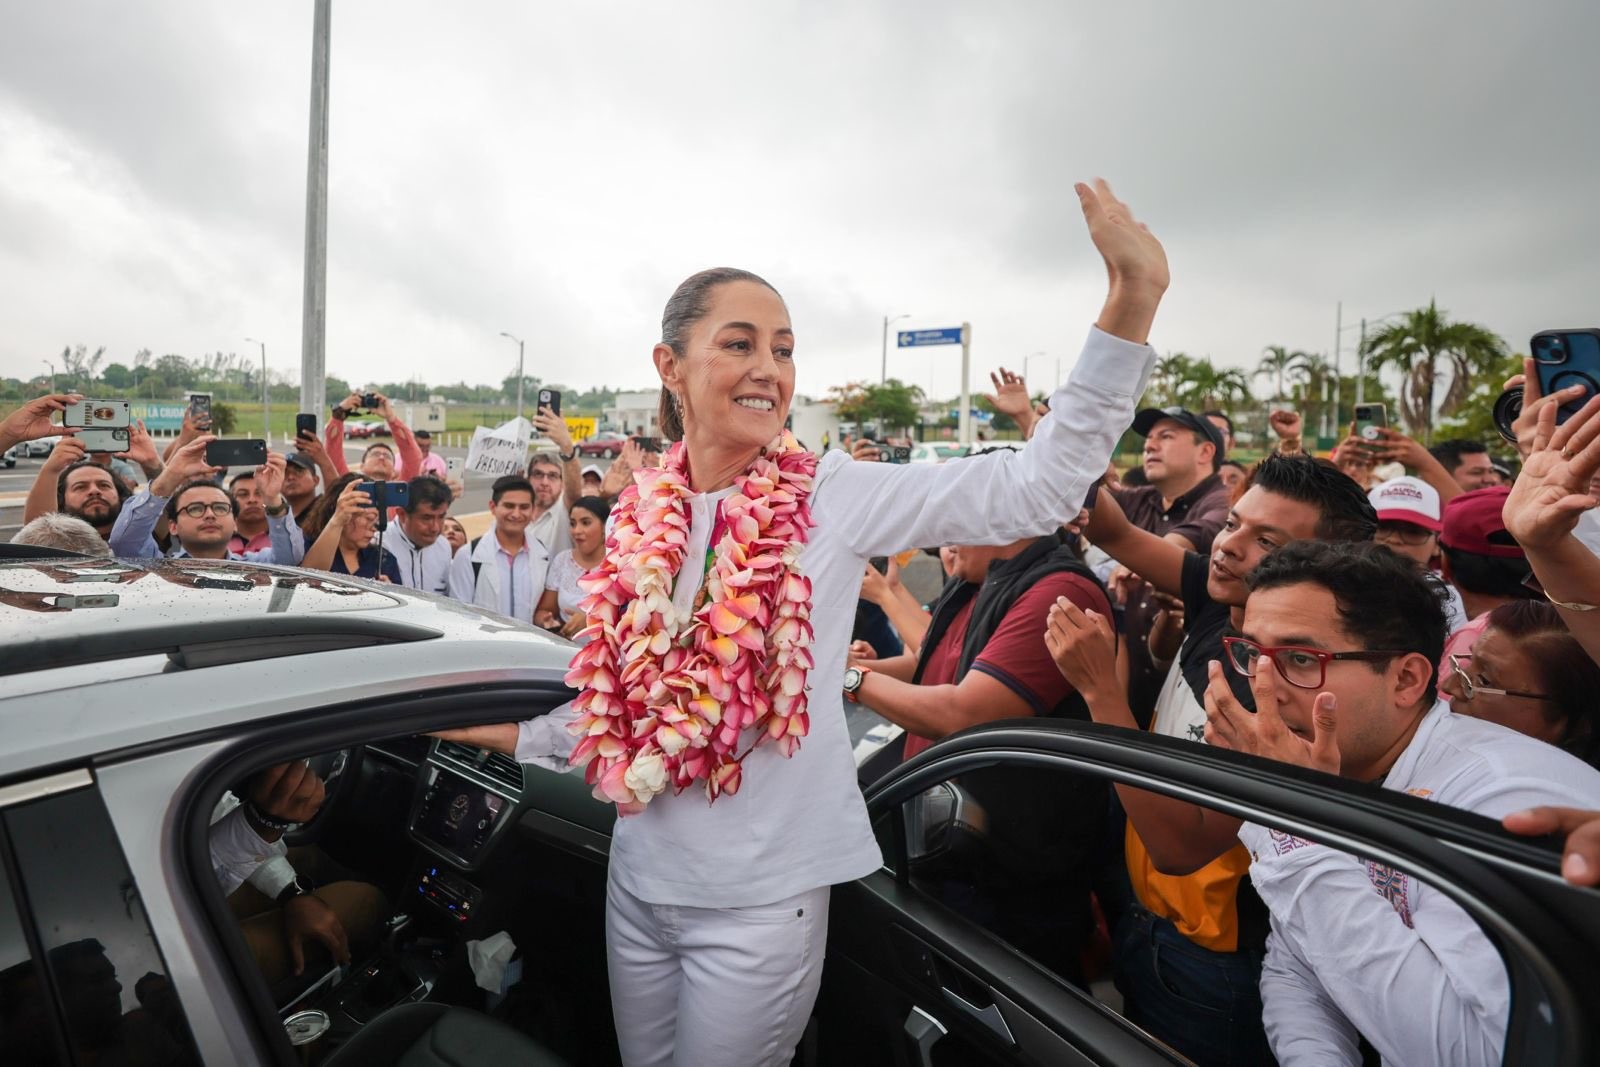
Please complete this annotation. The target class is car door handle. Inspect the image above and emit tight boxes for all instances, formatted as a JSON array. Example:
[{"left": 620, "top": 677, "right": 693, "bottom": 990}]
[
  {"left": 903, "top": 1006, "right": 947, "bottom": 1067},
  {"left": 942, "top": 986, "right": 1015, "bottom": 1045}
]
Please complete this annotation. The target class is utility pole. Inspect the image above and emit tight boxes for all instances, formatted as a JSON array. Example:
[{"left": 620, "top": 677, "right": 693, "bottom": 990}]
[
  {"left": 41, "top": 360, "right": 56, "bottom": 394},
  {"left": 958, "top": 322, "right": 973, "bottom": 446},
  {"left": 246, "top": 338, "right": 268, "bottom": 440},
  {"left": 1355, "top": 318, "right": 1367, "bottom": 407},
  {"left": 881, "top": 313, "right": 910, "bottom": 384},
  {"left": 1332, "top": 301, "right": 1342, "bottom": 428},
  {"left": 499, "top": 333, "right": 526, "bottom": 424},
  {"left": 298, "top": 0, "right": 332, "bottom": 420}
]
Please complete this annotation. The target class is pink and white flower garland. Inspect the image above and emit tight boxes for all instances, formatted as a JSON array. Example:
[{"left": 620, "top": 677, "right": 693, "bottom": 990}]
[{"left": 564, "top": 432, "right": 817, "bottom": 814}]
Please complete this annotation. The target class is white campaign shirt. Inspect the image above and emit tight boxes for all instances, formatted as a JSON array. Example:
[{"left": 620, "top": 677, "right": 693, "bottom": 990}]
[
  {"left": 515, "top": 326, "right": 1155, "bottom": 908},
  {"left": 209, "top": 795, "right": 294, "bottom": 898},
  {"left": 448, "top": 526, "right": 550, "bottom": 620},
  {"left": 385, "top": 522, "right": 453, "bottom": 595},
  {"left": 1243, "top": 700, "right": 1600, "bottom": 1066}
]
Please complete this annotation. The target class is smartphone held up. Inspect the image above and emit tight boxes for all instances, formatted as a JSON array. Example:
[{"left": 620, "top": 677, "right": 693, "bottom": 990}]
[{"left": 1493, "top": 329, "right": 1600, "bottom": 442}]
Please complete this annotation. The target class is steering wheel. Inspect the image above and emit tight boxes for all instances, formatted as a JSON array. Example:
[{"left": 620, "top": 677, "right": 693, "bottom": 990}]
[{"left": 286, "top": 747, "right": 364, "bottom": 847}]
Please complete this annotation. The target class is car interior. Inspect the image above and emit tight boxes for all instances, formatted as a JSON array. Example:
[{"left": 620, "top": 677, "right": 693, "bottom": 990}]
[{"left": 167, "top": 699, "right": 1579, "bottom": 1067}]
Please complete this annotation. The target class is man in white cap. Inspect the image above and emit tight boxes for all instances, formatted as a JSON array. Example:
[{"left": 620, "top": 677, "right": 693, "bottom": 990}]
[
  {"left": 1369, "top": 475, "right": 1467, "bottom": 631},
  {"left": 580, "top": 463, "right": 604, "bottom": 496}
]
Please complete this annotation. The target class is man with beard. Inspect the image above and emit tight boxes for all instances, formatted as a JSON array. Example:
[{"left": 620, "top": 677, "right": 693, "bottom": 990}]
[{"left": 109, "top": 437, "right": 305, "bottom": 564}]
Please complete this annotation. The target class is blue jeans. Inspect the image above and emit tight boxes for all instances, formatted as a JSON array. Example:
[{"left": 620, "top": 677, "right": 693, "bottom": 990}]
[{"left": 1112, "top": 904, "right": 1274, "bottom": 1066}]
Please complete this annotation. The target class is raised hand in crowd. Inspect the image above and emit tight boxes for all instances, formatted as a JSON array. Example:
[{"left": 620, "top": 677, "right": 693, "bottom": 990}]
[
  {"left": 1268, "top": 409, "right": 1302, "bottom": 454},
  {"left": 151, "top": 435, "right": 222, "bottom": 498},
  {"left": 987, "top": 367, "right": 1038, "bottom": 440},
  {"left": 1502, "top": 806, "right": 1600, "bottom": 886},
  {"left": 1504, "top": 356, "right": 1590, "bottom": 462},
  {"left": 859, "top": 557, "right": 933, "bottom": 655},
  {"left": 1105, "top": 564, "right": 1144, "bottom": 607},
  {"left": 534, "top": 404, "right": 583, "bottom": 507},
  {"left": 1147, "top": 589, "right": 1185, "bottom": 665},
  {"left": 1502, "top": 395, "right": 1600, "bottom": 552},
  {"left": 1044, "top": 596, "right": 1122, "bottom": 708},
  {"left": 1077, "top": 177, "right": 1169, "bottom": 342},
  {"left": 850, "top": 438, "right": 881, "bottom": 463},
  {"left": 1203, "top": 657, "right": 1341, "bottom": 776},
  {"left": 600, "top": 439, "right": 644, "bottom": 500},
  {"left": 22, "top": 433, "right": 90, "bottom": 524},
  {"left": 163, "top": 406, "right": 208, "bottom": 461},
  {"left": 123, "top": 419, "right": 164, "bottom": 481},
  {"left": 255, "top": 451, "right": 289, "bottom": 512},
  {"left": 1368, "top": 426, "right": 1462, "bottom": 503},
  {"left": 0, "top": 391, "right": 81, "bottom": 453},
  {"left": 294, "top": 423, "right": 340, "bottom": 487},
  {"left": 1329, "top": 427, "right": 1375, "bottom": 489}
]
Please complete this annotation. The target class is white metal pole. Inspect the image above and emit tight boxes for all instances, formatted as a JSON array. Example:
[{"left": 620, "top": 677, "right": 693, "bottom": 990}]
[
  {"left": 1333, "top": 301, "right": 1342, "bottom": 431},
  {"left": 1355, "top": 318, "right": 1367, "bottom": 407},
  {"left": 299, "top": 0, "right": 332, "bottom": 420},
  {"left": 880, "top": 316, "right": 888, "bottom": 385},
  {"left": 262, "top": 343, "right": 269, "bottom": 441},
  {"left": 958, "top": 322, "right": 972, "bottom": 446}
]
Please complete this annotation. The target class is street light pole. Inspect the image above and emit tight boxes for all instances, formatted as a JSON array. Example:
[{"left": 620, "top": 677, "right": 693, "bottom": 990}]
[
  {"left": 1023, "top": 351, "right": 1047, "bottom": 385},
  {"left": 881, "top": 313, "right": 910, "bottom": 384},
  {"left": 41, "top": 361, "right": 55, "bottom": 393},
  {"left": 298, "top": 0, "right": 332, "bottom": 421},
  {"left": 246, "top": 338, "right": 268, "bottom": 441},
  {"left": 500, "top": 332, "right": 526, "bottom": 424}
]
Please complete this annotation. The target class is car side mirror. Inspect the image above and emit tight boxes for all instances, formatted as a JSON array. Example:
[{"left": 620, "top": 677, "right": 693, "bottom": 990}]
[{"left": 904, "top": 782, "right": 988, "bottom": 870}]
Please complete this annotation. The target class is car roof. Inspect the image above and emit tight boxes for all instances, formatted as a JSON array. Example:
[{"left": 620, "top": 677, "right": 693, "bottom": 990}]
[{"left": 0, "top": 556, "right": 577, "bottom": 771}]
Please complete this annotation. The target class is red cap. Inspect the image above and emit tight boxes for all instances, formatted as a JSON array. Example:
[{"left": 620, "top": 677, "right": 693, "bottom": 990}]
[{"left": 1440, "top": 487, "right": 1523, "bottom": 559}]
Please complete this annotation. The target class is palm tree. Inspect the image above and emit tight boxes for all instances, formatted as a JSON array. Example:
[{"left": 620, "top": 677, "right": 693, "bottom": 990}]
[
  {"left": 1152, "top": 353, "right": 1196, "bottom": 407},
  {"left": 1255, "top": 345, "right": 1305, "bottom": 401},
  {"left": 1181, "top": 363, "right": 1252, "bottom": 412},
  {"left": 1361, "top": 300, "right": 1507, "bottom": 441},
  {"left": 1289, "top": 352, "right": 1335, "bottom": 438}
]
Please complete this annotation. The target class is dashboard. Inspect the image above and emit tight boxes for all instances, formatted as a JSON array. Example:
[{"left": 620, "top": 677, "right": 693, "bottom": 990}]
[{"left": 404, "top": 740, "right": 525, "bottom": 871}]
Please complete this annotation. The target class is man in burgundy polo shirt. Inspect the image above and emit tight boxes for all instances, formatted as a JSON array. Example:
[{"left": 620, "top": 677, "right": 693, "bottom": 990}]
[
  {"left": 844, "top": 530, "right": 1112, "bottom": 980},
  {"left": 1113, "top": 406, "right": 1232, "bottom": 723}
]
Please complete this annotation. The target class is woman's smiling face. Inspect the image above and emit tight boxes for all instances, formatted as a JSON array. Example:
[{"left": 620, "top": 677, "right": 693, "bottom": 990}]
[{"left": 657, "top": 280, "right": 795, "bottom": 455}]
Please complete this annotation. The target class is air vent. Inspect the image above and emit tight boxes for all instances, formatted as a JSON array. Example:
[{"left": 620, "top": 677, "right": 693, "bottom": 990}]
[
  {"left": 483, "top": 753, "right": 524, "bottom": 792},
  {"left": 434, "top": 740, "right": 524, "bottom": 793},
  {"left": 436, "top": 741, "right": 481, "bottom": 766}
]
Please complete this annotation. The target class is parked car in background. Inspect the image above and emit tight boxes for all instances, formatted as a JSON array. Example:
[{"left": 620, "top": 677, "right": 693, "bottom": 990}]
[
  {"left": 576, "top": 431, "right": 629, "bottom": 458},
  {"left": 3, "top": 442, "right": 22, "bottom": 467},
  {"left": 908, "top": 443, "right": 969, "bottom": 464},
  {"left": 345, "top": 420, "right": 385, "bottom": 439},
  {"left": 28, "top": 434, "right": 61, "bottom": 457}
]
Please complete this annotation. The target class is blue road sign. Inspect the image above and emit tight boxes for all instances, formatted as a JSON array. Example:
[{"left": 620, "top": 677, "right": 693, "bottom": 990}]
[{"left": 898, "top": 327, "right": 964, "bottom": 348}]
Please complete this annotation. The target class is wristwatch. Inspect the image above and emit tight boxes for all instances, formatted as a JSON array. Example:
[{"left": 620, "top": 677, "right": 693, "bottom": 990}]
[
  {"left": 842, "top": 665, "right": 872, "bottom": 704},
  {"left": 265, "top": 499, "right": 289, "bottom": 518},
  {"left": 330, "top": 405, "right": 348, "bottom": 421},
  {"left": 558, "top": 448, "right": 578, "bottom": 462}
]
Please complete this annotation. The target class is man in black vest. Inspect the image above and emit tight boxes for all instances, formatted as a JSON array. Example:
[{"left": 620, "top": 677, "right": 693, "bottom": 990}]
[{"left": 844, "top": 530, "right": 1113, "bottom": 981}]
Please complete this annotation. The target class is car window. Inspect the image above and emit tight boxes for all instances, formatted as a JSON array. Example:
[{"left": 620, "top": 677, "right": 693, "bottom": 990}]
[
  {"left": 0, "top": 846, "right": 65, "bottom": 1065},
  {"left": 4, "top": 785, "right": 199, "bottom": 1065},
  {"left": 897, "top": 764, "right": 1510, "bottom": 1064}
]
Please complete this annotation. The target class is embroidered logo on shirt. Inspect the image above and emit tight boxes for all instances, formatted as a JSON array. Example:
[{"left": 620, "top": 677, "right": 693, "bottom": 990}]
[
  {"left": 1267, "top": 829, "right": 1314, "bottom": 856},
  {"left": 1364, "top": 861, "right": 1414, "bottom": 927}
]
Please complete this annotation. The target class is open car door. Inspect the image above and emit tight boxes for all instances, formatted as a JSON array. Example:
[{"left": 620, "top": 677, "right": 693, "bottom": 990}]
[{"left": 816, "top": 718, "right": 1600, "bottom": 1065}]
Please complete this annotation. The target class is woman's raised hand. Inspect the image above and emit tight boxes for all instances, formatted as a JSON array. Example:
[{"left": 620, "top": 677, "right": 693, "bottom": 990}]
[{"left": 1076, "top": 179, "right": 1168, "bottom": 297}]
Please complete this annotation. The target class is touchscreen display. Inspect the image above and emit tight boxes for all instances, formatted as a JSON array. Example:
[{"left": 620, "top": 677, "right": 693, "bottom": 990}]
[{"left": 414, "top": 767, "right": 507, "bottom": 857}]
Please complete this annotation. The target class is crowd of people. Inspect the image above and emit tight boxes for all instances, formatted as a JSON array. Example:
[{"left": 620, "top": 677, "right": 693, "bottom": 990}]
[
  {"left": 5, "top": 178, "right": 1600, "bottom": 1065},
  {"left": 2, "top": 387, "right": 664, "bottom": 646}
]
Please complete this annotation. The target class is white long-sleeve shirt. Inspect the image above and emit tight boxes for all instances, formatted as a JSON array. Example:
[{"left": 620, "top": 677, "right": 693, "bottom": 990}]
[
  {"left": 384, "top": 521, "right": 453, "bottom": 595},
  {"left": 209, "top": 795, "right": 296, "bottom": 898},
  {"left": 1244, "top": 700, "right": 1600, "bottom": 1066},
  {"left": 514, "top": 325, "right": 1155, "bottom": 908}
]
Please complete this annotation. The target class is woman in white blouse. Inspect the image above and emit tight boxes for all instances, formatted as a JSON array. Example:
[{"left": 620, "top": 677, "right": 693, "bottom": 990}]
[
  {"left": 535, "top": 495, "right": 609, "bottom": 642},
  {"left": 436, "top": 179, "right": 1168, "bottom": 1067}
]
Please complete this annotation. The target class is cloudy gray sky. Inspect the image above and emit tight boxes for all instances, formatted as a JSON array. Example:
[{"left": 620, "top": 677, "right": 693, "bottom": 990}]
[{"left": 1, "top": 1, "right": 1596, "bottom": 404}]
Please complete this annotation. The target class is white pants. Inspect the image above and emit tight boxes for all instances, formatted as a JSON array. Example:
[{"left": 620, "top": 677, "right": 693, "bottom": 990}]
[{"left": 606, "top": 869, "right": 831, "bottom": 1067}]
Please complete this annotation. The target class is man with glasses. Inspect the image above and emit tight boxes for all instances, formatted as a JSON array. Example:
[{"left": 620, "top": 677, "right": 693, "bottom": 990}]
[
  {"left": 108, "top": 436, "right": 306, "bottom": 564},
  {"left": 524, "top": 452, "right": 573, "bottom": 557},
  {"left": 1050, "top": 453, "right": 1377, "bottom": 1064},
  {"left": 1202, "top": 540, "right": 1600, "bottom": 1065}
]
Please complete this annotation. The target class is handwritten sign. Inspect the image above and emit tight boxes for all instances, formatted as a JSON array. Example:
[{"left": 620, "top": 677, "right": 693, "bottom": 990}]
[{"left": 465, "top": 418, "right": 531, "bottom": 476}]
